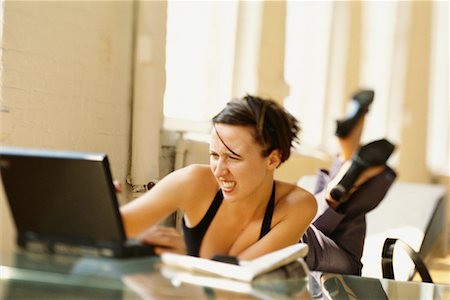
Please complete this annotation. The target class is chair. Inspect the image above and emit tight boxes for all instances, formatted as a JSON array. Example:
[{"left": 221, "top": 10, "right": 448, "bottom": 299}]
[{"left": 381, "top": 237, "right": 433, "bottom": 283}]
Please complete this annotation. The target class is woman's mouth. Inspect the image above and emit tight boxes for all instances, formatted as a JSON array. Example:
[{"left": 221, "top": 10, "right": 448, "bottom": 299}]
[{"left": 220, "top": 180, "right": 236, "bottom": 192}]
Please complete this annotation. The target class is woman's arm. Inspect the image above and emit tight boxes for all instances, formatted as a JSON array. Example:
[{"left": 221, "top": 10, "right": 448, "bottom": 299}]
[{"left": 120, "top": 164, "right": 215, "bottom": 238}]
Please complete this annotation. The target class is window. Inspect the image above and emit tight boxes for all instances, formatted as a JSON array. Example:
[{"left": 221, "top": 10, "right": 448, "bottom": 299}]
[
  {"left": 284, "top": 1, "right": 334, "bottom": 151},
  {"left": 284, "top": 1, "right": 408, "bottom": 154},
  {"left": 163, "top": 1, "right": 448, "bottom": 177},
  {"left": 163, "top": 1, "right": 238, "bottom": 132}
]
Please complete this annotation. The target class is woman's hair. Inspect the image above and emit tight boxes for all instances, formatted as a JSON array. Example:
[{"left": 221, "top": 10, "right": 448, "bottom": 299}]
[{"left": 212, "top": 95, "right": 300, "bottom": 163}]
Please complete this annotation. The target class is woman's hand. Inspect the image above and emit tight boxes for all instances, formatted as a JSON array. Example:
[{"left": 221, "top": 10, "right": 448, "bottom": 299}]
[
  {"left": 113, "top": 180, "right": 185, "bottom": 255},
  {"left": 139, "top": 225, "right": 186, "bottom": 256},
  {"left": 113, "top": 180, "right": 123, "bottom": 193}
]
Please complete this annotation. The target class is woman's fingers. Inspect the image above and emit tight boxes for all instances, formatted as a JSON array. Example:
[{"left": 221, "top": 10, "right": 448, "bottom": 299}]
[{"left": 113, "top": 180, "right": 123, "bottom": 193}]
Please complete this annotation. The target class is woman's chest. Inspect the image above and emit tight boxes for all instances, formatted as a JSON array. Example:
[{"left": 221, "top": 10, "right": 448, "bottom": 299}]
[{"left": 199, "top": 212, "right": 264, "bottom": 258}]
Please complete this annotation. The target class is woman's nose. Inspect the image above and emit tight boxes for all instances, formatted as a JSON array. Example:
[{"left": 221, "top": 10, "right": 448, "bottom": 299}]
[{"left": 213, "top": 158, "right": 228, "bottom": 177}]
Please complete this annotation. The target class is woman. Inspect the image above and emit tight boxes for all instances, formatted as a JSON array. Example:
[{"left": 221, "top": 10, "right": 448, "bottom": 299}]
[
  {"left": 121, "top": 95, "right": 317, "bottom": 260},
  {"left": 121, "top": 94, "right": 396, "bottom": 275}
]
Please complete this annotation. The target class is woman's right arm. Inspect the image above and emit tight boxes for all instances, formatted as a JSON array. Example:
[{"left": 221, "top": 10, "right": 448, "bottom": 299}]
[{"left": 120, "top": 164, "right": 212, "bottom": 238}]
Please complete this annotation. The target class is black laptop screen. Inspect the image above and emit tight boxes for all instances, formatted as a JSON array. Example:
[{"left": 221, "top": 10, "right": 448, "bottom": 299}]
[{"left": 0, "top": 147, "right": 126, "bottom": 246}]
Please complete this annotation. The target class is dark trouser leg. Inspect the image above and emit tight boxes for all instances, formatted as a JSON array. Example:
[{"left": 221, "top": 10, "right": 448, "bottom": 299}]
[
  {"left": 304, "top": 166, "right": 397, "bottom": 275},
  {"left": 302, "top": 225, "right": 362, "bottom": 275},
  {"left": 330, "top": 167, "right": 396, "bottom": 259}
]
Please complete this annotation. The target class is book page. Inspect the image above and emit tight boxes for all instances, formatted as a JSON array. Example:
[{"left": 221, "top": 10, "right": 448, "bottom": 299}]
[{"left": 161, "top": 243, "right": 308, "bottom": 282}]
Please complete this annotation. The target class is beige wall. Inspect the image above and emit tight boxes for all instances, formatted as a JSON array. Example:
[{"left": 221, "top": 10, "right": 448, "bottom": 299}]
[
  {"left": 0, "top": 1, "right": 134, "bottom": 253},
  {"left": 398, "top": 1, "right": 433, "bottom": 183},
  {"left": 0, "top": 1, "right": 134, "bottom": 183},
  {"left": 129, "top": 0, "right": 167, "bottom": 188}
]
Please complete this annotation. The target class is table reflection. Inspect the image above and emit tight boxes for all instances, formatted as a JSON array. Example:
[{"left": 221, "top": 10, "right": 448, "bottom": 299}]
[{"left": 0, "top": 251, "right": 449, "bottom": 300}]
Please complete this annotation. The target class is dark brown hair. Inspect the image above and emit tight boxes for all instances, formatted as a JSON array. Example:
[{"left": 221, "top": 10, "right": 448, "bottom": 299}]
[{"left": 212, "top": 95, "right": 300, "bottom": 163}]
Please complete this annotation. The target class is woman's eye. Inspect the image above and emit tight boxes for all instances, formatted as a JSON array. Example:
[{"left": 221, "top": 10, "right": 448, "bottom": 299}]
[{"left": 229, "top": 156, "right": 240, "bottom": 161}]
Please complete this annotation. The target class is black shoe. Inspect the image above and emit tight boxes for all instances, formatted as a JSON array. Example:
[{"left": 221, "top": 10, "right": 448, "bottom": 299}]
[
  {"left": 336, "top": 166, "right": 396, "bottom": 215},
  {"left": 335, "top": 90, "right": 374, "bottom": 138},
  {"left": 330, "top": 138, "right": 395, "bottom": 202}
]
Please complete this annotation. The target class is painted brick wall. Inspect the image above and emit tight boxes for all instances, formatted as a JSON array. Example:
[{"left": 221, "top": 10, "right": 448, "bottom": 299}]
[{"left": 0, "top": 1, "right": 134, "bottom": 252}]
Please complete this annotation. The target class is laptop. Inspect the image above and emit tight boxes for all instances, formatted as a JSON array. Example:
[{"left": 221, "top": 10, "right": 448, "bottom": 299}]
[{"left": 0, "top": 146, "right": 155, "bottom": 258}]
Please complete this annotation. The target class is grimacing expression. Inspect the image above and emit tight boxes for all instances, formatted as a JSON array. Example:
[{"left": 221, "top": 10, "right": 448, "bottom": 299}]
[{"left": 209, "top": 123, "right": 274, "bottom": 201}]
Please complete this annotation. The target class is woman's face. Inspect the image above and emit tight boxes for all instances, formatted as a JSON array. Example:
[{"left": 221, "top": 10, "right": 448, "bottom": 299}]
[{"left": 209, "top": 123, "right": 273, "bottom": 201}]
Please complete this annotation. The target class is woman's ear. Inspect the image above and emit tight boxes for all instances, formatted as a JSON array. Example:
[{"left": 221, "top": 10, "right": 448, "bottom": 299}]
[{"left": 267, "top": 150, "right": 282, "bottom": 170}]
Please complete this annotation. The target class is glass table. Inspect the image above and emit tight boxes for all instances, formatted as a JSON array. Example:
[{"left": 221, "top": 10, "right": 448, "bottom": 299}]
[{"left": 1, "top": 250, "right": 449, "bottom": 299}]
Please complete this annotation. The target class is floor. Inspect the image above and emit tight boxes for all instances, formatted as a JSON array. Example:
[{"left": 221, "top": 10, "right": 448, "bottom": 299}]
[
  {"left": 413, "top": 233, "right": 450, "bottom": 285},
  {"left": 426, "top": 253, "right": 450, "bottom": 285}
]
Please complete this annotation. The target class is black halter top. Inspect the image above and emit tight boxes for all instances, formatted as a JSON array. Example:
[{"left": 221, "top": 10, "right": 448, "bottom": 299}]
[{"left": 182, "top": 183, "right": 276, "bottom": 257}]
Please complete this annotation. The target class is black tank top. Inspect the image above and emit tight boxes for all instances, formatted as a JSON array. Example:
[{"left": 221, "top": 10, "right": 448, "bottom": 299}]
[{"left": 182, "top": 182, "right": 276, "bottom": 257}]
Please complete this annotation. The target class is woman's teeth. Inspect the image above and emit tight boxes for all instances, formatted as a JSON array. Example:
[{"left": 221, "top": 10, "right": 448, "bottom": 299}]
[{"left": 222, "top": 181, "right": 235, "bottom": 190}]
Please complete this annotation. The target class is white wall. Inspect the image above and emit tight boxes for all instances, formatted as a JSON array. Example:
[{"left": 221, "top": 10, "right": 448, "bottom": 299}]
[{"left": 0, "top": 1, "right": 134, "bottom": 253}]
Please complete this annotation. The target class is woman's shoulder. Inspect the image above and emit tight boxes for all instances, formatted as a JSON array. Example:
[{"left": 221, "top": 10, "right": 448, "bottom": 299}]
[
  {"left": 276, "top": 180, "right": 314, "bottom": 198},
  {"left": 176, "top": 164, "right": 214, "bottom": 180},
  {"left": 275, "top": 180, "right": 317, "bottom": 212},
  {"left": 166, "top": 164, "right": 219, "bottom": 216},
  {"left": 163, "top": 164, "right": 217, "bottom": 193}
]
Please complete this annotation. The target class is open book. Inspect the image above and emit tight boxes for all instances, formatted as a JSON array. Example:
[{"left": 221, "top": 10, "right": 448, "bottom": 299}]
[{"left": 160, "top": 243, "right": 308, "bottom": 282}]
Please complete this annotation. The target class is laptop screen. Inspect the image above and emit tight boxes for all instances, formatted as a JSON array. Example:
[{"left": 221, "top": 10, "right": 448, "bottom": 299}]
[{"left": 0, "top": 147, "right": 126, "bottom": 249}]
